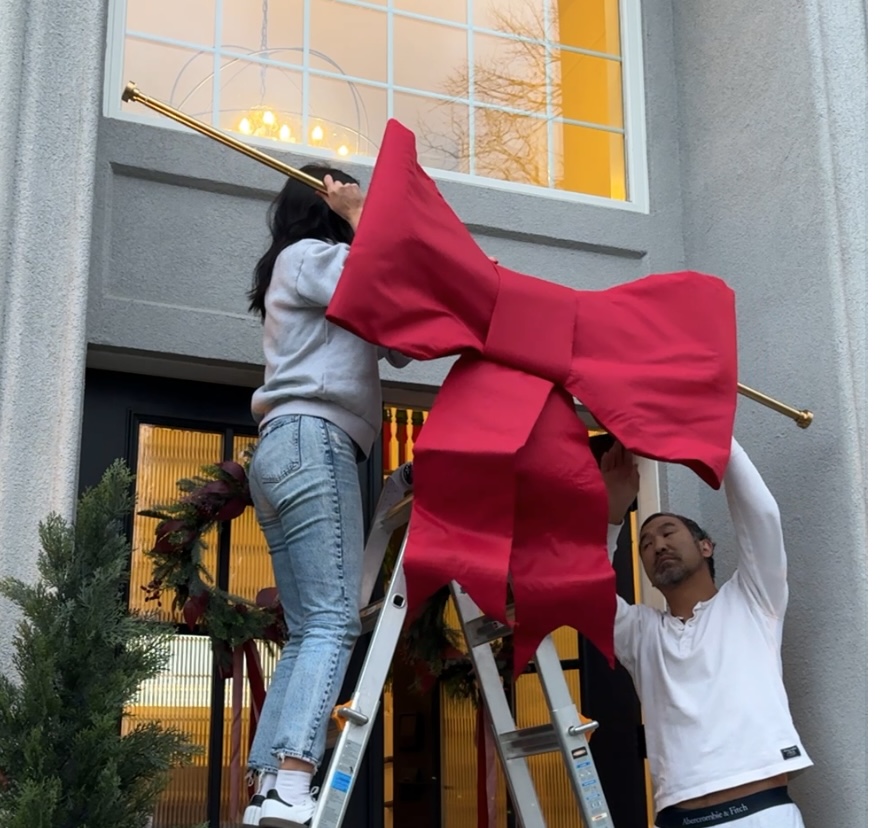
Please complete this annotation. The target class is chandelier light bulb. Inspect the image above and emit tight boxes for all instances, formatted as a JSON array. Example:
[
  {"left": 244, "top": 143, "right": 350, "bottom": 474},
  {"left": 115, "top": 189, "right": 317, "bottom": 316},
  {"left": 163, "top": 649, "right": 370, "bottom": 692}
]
[
  {"left": 262, "top": 110, "right": 275, "bottom": 126},
  {"left": 311, "top": 124, "right": 324, "bottom": 142},
  {"left": 279, "top": 124, "right": 291, "bottom": 140},
  {"left": 337, "top": 144, "right": 349, "bottom": 156},
  {"left": 238, "top": 117, "right": 252, "bottom": 134}
]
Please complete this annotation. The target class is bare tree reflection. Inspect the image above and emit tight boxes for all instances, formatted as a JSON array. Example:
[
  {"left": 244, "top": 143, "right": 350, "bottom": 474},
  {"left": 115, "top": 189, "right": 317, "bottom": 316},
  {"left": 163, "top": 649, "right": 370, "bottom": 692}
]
[{"left": 417, "top": 3, "right": 557, "bottom": 186}]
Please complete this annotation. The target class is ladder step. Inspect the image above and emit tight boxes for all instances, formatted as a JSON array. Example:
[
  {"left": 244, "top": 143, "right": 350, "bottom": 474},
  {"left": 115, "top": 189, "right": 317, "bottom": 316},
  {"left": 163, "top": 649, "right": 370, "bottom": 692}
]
[
  {"left": 358, "top": 599, "right": 384, "bottom": 635},
  {"left": 380, "top": 492, "right": 413, "bottom": 527},
  {"left": 463, "top": 604, "right": 516, "bottom": 646},
  {"left": 325, "top": 701, "right": 371, "bottom": 747},
  {"left": 498, "top": 724, "right": 560, "bottom": 760},
  {"left": 358, "top": 590, "right": 405, "bottom": 636}
]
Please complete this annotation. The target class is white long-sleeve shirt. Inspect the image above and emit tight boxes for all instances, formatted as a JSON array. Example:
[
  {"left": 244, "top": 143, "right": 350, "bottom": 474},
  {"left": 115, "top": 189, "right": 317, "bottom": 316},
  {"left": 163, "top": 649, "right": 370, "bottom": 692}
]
[{"left": 610, "top": 438, "right": 812, "bottom": 812}]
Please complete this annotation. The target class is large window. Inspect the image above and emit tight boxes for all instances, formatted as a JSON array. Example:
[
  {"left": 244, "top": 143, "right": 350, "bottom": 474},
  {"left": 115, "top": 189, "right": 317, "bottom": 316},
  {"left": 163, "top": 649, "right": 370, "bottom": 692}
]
[{"left": 104, "top": 0, "right": 647, "bottom": 205}]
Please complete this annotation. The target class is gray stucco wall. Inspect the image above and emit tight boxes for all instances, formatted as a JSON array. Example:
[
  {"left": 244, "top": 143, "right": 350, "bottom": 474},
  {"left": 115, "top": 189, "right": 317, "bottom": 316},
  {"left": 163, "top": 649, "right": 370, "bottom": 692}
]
[
  {"left": 0, "top": 0, "right": 105, "bottom": 675},
  {"left": 668, "top": 2, "right": 867, "bottom": 827}
]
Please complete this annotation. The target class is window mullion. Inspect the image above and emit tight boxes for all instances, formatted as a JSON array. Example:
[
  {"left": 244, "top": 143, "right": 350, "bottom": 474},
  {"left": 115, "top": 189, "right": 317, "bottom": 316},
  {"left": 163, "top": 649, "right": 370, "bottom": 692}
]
[
  {"left": 303, "top": 0, "right": 312, "bottom": 143},
  {"left": 212, "top": 0, "right": 222, "bottom": 128},
  {"left": 544, "top": 0, "right": 554, "bottom": 189},
  {"left": 467, "top": 0, "right": 475, "bottom": 175},
  {"left": 387, "top": 0, "right": 394, "bottom": 128}
]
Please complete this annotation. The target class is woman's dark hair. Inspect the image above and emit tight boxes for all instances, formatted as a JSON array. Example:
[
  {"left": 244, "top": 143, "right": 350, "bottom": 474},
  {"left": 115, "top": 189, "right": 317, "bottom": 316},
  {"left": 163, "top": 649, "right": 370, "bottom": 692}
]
[{"left": 248, "top": 165, "right": 359, "bottom": 319}]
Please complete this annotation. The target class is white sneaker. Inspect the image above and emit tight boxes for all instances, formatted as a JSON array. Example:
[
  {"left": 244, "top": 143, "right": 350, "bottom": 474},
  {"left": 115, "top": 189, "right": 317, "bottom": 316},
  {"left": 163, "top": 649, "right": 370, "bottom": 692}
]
[
  {"left": 242, "top": 792, "right": 266, "bottom": 826},
  {"left": 258, "top": 788, "right": 316, "bottom": 828}
]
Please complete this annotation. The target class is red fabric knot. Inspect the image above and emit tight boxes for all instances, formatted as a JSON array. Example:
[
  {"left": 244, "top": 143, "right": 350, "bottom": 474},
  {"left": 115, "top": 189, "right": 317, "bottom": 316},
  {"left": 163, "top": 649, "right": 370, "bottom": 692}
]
[
  {"left": 327, "top": 119, "right": 738, "bottom": 674},
  {"left": 484, "top": 268, "right": 576, "bottom": 387}
]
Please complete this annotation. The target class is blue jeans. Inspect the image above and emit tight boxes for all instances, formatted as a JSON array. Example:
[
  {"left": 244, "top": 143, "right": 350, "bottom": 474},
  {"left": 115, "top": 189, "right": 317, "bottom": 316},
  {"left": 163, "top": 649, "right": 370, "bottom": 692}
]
[{"left": 246, "top": 414, "right": 364, "bottom": 770}]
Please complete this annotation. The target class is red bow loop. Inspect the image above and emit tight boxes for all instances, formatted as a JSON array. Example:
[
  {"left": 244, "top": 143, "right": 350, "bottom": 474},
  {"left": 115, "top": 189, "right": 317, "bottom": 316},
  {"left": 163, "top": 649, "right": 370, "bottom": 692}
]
[
  {"left": 329, "top": 122, "right": 497, "bottom": 359},
  {"left": 569, "top": 275, "right": 737, "bottom": 488}
]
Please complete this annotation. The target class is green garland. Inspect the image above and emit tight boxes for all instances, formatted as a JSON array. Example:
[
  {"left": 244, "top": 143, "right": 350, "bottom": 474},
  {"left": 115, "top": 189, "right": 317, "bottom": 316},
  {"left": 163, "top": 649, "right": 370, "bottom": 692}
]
[{"left": 139, "top": 459, "right": 511, "bottom": 698}]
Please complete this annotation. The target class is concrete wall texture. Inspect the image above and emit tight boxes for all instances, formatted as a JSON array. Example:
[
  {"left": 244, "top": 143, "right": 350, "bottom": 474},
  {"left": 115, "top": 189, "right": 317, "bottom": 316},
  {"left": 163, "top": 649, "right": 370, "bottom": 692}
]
[
  {"left": 0, "top": 1, "right": 866, "bottom": 825},
  {"left": 668, "top": 4, "right": 867, "bottom": 826}
]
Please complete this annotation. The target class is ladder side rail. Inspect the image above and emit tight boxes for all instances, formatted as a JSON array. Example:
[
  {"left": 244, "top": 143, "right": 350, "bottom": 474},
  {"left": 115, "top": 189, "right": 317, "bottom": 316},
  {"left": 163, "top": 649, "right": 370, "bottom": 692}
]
[
  {"left": 359, "top": 463, "right": 413, "bottom": 609},
  {"left": 533, "top": 637, "right": 615, "bottom": 828},
  {"left": 312, "top": 532, "right": 410, "bottom": 827}
]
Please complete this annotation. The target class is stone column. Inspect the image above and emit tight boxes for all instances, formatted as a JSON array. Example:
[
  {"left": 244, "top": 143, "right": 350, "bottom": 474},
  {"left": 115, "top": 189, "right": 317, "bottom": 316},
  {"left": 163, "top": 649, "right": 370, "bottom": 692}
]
[{"left": 0, "top": 0, "right": 106, "bottom": 676}]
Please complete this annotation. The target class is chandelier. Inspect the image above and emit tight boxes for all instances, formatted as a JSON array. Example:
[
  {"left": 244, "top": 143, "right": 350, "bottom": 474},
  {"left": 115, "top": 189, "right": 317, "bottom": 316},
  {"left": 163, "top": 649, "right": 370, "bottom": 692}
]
[
  {"left": 169, "top": 0, "right": 373, "bottom": 160},
  {"left": 235, "top": 107, "right": 360, "bottom": 158}
]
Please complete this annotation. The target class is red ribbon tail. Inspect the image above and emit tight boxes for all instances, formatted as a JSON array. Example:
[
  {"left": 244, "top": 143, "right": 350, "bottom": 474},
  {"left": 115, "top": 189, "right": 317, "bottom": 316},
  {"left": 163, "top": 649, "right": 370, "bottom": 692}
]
[
  {"left": 229, "top": 645, "right": 245, "bottom": 824},
  {"left": 244, "top": 639, "right": 267, "bottom": 760}
]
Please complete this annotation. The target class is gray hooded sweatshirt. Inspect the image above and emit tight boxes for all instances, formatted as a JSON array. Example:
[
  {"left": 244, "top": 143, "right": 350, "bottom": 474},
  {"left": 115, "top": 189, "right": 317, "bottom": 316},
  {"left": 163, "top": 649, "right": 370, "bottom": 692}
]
[{"left": 251, "top": 238, "right": 409, "bottom": 457}]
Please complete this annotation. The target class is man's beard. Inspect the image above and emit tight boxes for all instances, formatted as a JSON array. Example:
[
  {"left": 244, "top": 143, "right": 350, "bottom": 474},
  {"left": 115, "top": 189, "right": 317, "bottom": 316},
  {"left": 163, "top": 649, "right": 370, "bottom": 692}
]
[{"left": 652, "top": 556, "right": 694, "bottom": 587}]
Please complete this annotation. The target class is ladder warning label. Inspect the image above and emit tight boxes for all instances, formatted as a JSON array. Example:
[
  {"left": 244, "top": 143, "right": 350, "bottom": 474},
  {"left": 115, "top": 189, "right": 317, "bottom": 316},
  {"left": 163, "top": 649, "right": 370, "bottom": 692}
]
[{"left": 331, "top": 771, "right": 353, "bottom": 793}]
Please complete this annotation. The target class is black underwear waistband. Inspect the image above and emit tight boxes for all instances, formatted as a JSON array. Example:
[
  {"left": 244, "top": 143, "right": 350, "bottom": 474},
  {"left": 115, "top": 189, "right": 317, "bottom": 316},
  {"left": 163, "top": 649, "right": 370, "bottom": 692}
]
[{"left": 655, "top": 786, "right": 793, "bottom": 828}]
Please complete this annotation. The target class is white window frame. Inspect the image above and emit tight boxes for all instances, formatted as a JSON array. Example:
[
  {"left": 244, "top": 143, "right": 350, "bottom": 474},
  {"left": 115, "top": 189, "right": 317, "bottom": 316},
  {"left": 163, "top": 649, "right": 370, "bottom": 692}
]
[{"left": 103, "top": 0, "right": 649, "bottom": 212}]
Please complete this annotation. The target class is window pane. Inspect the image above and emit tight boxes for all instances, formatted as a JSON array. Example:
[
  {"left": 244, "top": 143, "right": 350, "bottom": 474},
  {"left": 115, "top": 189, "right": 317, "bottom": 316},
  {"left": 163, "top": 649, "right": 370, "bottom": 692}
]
[
  {"left": 311, "top": 0, "right": 388, "bottom": 83},
  {"left": 131, "top": 425, "right": 222, "bottom": 623},
  {"left": 127, "top": 0, "right": 216, "bottom": 46},
  {"left": 440, "top": 692, "right": 508, "bottom": 828},
  {"left": 394, "top": 17, "right": 467, "bottom": 95},
  {"left": 394, "top": 93, "right": 469, "bottom": 173},
  {"left": 473, "top": 0, "right": 546, "bottom": 37},
  {"left": 126, "top": 636, "right": 282, "bottom": 826},
  {"left": 393, "top": 0, "right": 468, "bottom": 23},
  {"left": 553, "top": 121, "right": 626, "bottom": 198},
  {"left": 552, "top": 0, "right": 621, "bottom": 55},
  {"left": 220, "top": 60, "right": 304, "bottom": 141},
  {"left": 122, "top": 40, "right": 215, "bottom": 119},
  {"left": 552, "top": 50, "right": 623, "bottom": 127},
  {"left": 381, "top": 405, "right": 432, "bottom": 473},
  {"left": 309, "top": 76, "right": 387, "bottom": 158},
  {"left": 124, "top": 635, "right": 214, "bottom": 827},
  {"left": 472, "top": 32, "right": 547, "bottom": 113},
  {"left": 439, "top": 596, "right": 507, "bottom": 828},
  {"left": 227, "top": 454, "right": 270, "bottom": 599},
  {"left": 515, "top": 670, "right": 584, "bottom": 828},
  {"left": 220, "top": 643, "right": 281, "bottom": 818},
  {"left": 222, "top": 0, "right": 305, "bottom": 55},
  {"left": 383, "top": 688, "right": 394, "bottom": 825},
  {"left": 474, "top": 108, "right": 548, "bottom": 187},
  {"left": 552, "top": 626, "right": 580, "bottom": 660},
  {"left": 228, "top": 435, "right": 273, "bottom": 602}
]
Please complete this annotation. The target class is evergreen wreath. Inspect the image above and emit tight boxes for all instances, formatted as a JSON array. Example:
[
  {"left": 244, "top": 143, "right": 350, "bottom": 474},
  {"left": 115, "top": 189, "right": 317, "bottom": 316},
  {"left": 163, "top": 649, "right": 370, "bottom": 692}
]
[
  {"left": 138, "top": 456, "right": 284, "bottom": 678},
  {"left": 139, "top": 459, "right": 512, "bottom": 698}
]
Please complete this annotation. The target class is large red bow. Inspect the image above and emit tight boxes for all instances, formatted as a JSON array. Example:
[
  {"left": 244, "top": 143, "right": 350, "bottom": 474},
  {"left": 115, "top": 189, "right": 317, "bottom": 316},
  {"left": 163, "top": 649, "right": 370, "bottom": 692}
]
[{"left": 328, "top": 120, "right": 737, "bottom": 672}]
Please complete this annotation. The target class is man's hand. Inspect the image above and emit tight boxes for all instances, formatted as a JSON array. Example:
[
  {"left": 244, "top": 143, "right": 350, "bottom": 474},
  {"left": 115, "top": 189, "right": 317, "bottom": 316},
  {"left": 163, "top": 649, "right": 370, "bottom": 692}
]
[
  {"left": 320, "top": 175, "right": 365, "bottom": 230},
  {"left": 600, "top": 441, "right": 640, "bottom": 525}
]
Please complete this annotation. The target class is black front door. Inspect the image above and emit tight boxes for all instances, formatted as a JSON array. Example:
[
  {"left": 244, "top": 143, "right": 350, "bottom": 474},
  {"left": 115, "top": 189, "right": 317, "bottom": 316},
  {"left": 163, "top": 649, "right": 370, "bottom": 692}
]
[{"left": 79, "top": 368, "right": 383, "bottom": 828}]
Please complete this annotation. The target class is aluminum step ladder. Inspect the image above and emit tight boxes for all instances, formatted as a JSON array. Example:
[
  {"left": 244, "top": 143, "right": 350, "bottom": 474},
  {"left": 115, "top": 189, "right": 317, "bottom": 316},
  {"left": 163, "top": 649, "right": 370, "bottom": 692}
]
[{"left": 312, "top": 463, "right": 615, "bottom": 827}]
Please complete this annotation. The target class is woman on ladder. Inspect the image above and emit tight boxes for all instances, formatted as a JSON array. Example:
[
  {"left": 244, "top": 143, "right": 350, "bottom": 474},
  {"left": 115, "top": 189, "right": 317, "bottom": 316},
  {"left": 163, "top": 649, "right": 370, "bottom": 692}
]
[{"left": 242, "top": 166, "right": 410, "bottom": 828}]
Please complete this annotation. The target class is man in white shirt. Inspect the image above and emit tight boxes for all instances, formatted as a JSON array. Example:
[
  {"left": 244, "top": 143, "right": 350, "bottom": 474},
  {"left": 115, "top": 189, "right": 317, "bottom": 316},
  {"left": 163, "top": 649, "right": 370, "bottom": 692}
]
[{"left": 600, "top": 437, "right": 811, "bottom": 828}]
